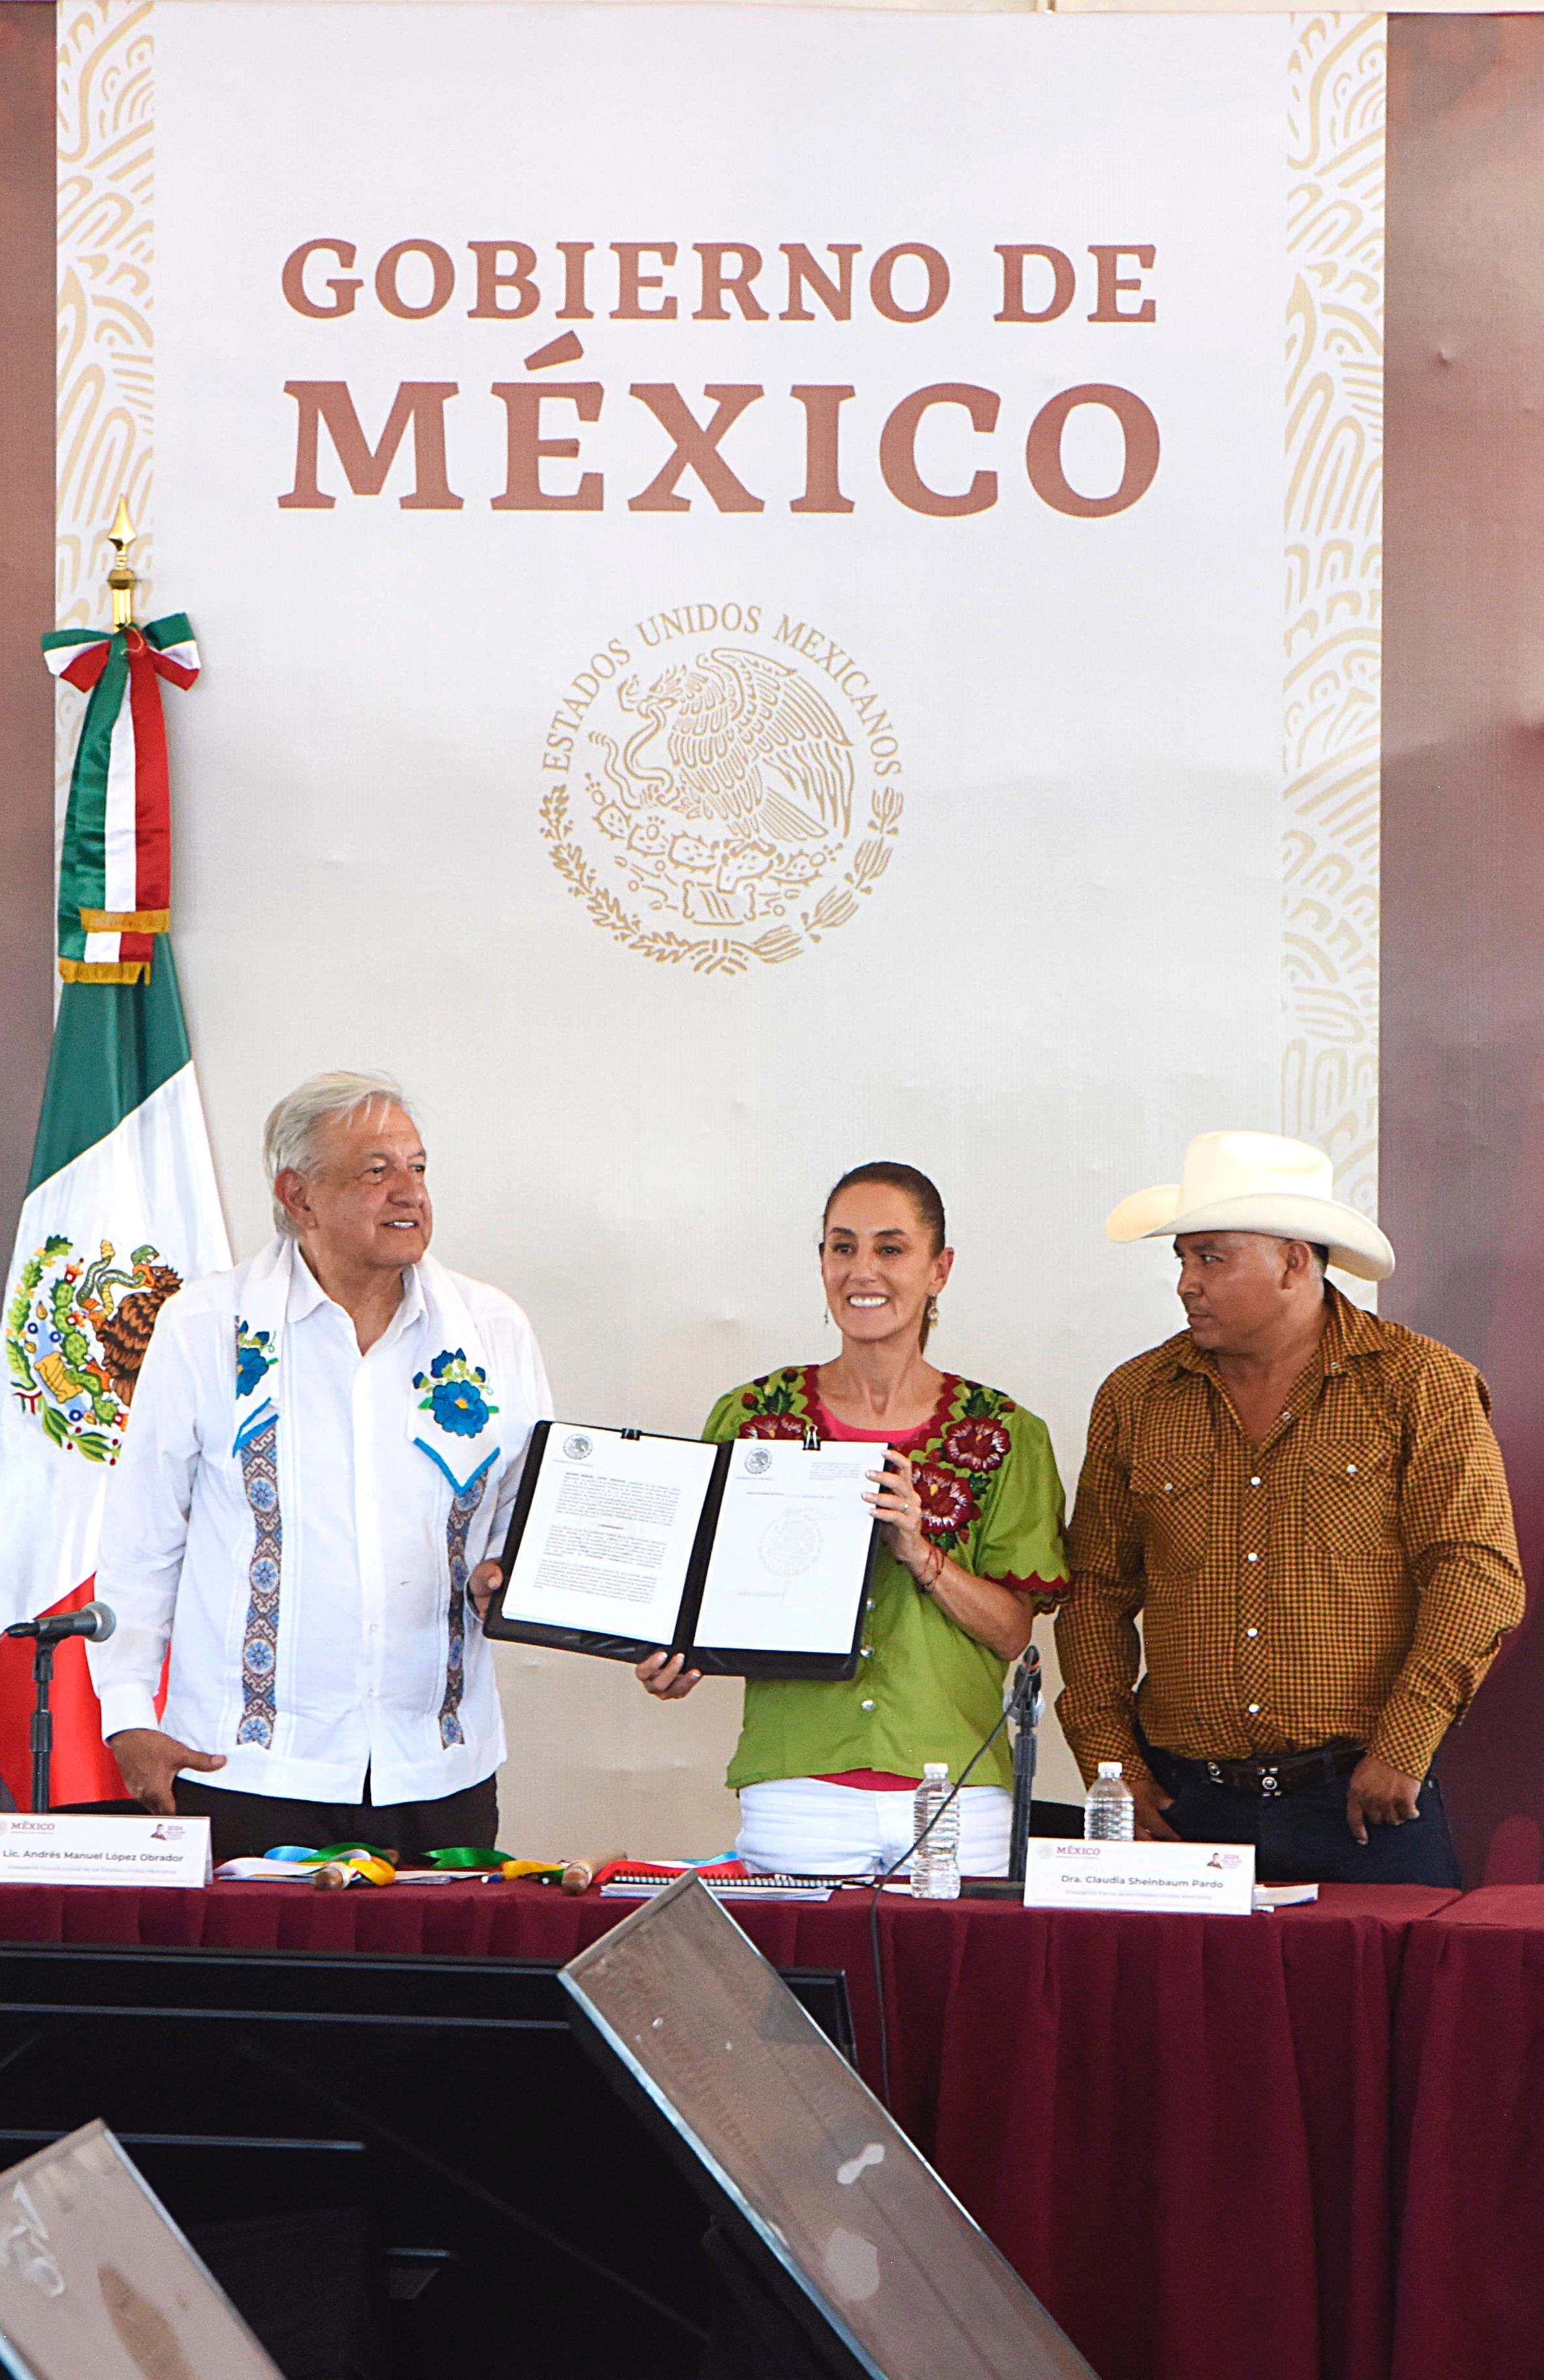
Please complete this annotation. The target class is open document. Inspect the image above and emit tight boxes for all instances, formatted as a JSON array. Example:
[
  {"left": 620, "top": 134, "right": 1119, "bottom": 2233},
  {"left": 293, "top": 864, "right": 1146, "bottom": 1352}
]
[
  {"left": 694, "top": 1439, "right": 877, "bottom": 1656},
  {"left": 485, "top": 1424, "right": 881, "bottom": 1678},
  {"left": 491, "top": 1425, "right": 717, "bottom": 1645}
]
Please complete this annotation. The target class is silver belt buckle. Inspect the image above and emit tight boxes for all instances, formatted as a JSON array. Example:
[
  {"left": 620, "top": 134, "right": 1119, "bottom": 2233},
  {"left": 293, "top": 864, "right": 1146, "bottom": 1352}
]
[
  {"left": 1260, "top": 1766, "right": 1280, "bottom": 1797},
  {"left": 1206, "top": 1762, "right": 1223, "bottom": 1786}
]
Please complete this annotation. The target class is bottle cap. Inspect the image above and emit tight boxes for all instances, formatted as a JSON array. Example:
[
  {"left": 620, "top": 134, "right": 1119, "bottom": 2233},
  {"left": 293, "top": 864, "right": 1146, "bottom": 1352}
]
[
  {"left": 923, "top": 1762, "right": 949, "bottom": 1778},
  {"left": 1096, "top": 1761, "right": 1124, "bottom": 1779}
]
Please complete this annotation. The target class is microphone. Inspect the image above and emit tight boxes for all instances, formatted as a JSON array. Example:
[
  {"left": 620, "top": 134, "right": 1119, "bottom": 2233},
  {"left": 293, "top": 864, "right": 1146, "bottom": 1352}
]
[{"left": 5, "top": 1601, "right": 116, "bottom": 1645}]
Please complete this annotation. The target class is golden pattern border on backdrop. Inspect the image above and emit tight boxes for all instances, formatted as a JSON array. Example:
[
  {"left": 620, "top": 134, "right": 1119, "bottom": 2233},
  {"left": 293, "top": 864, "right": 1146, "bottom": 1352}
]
[
  {"left": 55, "top": 0, "right": 155, "bottom": 813},
  {"left": 1284, "top": 14, "right": 1384, "bottom": 1231}
]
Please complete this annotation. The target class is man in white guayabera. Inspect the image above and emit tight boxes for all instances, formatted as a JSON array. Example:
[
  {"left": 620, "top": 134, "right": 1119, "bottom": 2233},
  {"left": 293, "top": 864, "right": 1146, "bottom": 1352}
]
[{"left": 90, "top": 1072, "right": 551, "bottom": 1865}]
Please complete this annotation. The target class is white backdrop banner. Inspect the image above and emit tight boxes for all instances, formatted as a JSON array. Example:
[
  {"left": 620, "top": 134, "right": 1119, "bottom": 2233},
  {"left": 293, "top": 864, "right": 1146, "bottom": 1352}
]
[{"left": 70, "top": 3, "right": 1384, "bottom": 1838}]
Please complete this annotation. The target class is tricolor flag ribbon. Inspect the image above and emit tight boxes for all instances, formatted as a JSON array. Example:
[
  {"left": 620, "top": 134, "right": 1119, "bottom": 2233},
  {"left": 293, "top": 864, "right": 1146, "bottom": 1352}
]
[{"left": 42, "top": 614, "right": 200, "bottom": 983}]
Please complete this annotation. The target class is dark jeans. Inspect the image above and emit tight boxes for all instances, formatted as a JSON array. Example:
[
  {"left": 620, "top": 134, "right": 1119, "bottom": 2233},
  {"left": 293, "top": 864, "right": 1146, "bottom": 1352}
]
[
  {"left": 1147, "top": 1751, "right": 1462, "bottom": 1887},
  {"left": 175, "top": 1771, "right": 498, "bottom": 1866}
]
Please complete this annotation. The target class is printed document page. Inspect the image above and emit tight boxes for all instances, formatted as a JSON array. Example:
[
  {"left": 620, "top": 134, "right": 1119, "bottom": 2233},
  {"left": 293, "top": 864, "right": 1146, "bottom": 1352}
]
[
  {"left": 502, "top": 1427, "right": 718, "bottom": 1643},
  {"left": 693, "top": 1440, "right": 878, "bottom": 1655}
]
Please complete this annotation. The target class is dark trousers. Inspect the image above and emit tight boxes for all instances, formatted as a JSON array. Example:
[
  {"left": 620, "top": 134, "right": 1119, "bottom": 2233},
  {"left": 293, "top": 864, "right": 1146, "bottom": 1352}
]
[
  {"left": 175, "top": 1772, "right": 499, "bottom": 1866},
  {"left": 1148, "top": 1751, "right": 1462, "bottom": 1887}
]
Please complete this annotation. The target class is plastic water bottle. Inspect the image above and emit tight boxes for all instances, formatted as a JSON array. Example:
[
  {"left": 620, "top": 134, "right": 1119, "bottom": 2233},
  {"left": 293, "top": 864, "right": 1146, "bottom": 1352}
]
[
  {"left": 910, "top": 1763, "right": 961, "bottom": 1899},
  {"left": 1084, "top": 1761, "right": 1136, "bottom": 1840}
]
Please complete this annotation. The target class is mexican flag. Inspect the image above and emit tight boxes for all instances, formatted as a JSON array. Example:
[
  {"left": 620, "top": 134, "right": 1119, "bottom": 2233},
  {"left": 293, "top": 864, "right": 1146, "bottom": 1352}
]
[{"left": 0, "top": 617, "right": 228, "bottom": 1805}]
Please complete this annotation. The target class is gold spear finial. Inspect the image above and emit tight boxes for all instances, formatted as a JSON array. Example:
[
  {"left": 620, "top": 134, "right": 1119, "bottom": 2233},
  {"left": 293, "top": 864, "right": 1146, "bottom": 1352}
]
[{"left": 105, "top": 496, "right": 138, "bottom": 630}]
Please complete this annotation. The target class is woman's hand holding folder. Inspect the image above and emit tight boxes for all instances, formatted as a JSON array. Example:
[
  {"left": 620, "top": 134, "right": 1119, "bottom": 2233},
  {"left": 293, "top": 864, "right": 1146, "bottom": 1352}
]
[{"left": 637, "top": 1650, "right": 704, "bottom": 1699}]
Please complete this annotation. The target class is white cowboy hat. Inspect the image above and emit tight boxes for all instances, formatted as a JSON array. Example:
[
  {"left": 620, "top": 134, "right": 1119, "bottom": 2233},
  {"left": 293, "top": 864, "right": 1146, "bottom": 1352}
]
[{"left": 1106, "top": 1131, "right": 1395, "bottom": 1283}]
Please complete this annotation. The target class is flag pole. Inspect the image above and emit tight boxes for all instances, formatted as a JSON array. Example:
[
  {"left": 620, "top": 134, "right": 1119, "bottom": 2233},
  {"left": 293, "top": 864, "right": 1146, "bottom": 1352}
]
[
  {"left": 105, "top": 496, "right": 137, "bottom": 630},
  {"left": 26, "top": 506, "right": 131, "bottom": 1812}
]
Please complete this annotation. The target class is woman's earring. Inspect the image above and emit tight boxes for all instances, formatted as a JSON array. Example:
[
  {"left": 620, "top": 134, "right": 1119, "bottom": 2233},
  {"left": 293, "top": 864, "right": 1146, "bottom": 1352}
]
[
  {"left": 823, "top": 1305, "right": 832, "bottom": 1328},
  {"left": 926, "top": 1296, "right": 940, "bottom": 1331}
]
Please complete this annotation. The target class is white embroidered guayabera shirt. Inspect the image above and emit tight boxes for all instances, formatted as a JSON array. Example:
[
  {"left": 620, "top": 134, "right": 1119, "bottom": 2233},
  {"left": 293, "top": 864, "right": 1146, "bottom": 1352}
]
[{"left": 91, "top": 1238, "right": 552, "bottom": 1805}]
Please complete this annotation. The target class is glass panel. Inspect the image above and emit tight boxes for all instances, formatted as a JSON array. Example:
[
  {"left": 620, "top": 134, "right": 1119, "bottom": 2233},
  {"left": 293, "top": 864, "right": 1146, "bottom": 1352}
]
[{"left": 563, "top": 1877, "right": 1098, "bottom": 2380}]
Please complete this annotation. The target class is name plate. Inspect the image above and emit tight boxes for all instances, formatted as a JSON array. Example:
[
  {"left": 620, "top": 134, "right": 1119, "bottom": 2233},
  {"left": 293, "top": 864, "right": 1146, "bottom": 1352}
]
[
  {"left": 1023, "top": 1837, "right": 1256, "bottom": 1915},
  {"left": 0, "top": 1813, "right": 212, "bottom": 1888}
]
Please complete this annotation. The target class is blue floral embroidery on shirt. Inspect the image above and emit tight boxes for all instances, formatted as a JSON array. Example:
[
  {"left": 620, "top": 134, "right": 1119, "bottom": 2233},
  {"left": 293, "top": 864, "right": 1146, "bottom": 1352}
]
[
  {"left": 414, "top": 1349, "right": 499, "bottom": 1441},
  {"left": 235, "top": 1323, "right": 277, "bottom": 1400}
]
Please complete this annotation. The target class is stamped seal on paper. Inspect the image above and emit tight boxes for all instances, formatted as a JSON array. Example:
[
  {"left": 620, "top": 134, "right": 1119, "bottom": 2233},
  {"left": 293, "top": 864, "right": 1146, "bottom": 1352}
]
[{"left": 538, "top": 602, "right": 905, "bottom": 975}]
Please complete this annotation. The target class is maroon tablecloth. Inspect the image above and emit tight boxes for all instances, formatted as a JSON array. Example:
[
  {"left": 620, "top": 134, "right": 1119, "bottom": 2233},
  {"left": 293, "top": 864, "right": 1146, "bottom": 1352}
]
[
  {"left": 929, "top": 1889, "right": 1457, "bottom": 2380},
  {"left": 0, "top": 1878, "right": 1462, "bottom": 2380},
  {"left": 1391, "top": 1885, "right": 1544, "bottom": 2380}
]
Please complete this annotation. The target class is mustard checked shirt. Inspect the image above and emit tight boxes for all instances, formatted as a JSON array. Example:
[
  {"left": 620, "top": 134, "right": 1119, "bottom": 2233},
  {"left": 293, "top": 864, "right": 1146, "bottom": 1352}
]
[{"left": 1056, "top": 1287, "right": 1524, "bottom": 1786}]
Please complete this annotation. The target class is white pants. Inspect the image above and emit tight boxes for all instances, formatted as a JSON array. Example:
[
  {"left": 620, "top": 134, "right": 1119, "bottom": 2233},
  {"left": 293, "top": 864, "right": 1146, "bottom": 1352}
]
[{"left": 736, "top": 1777, "right": 1014, "bottom": 1878}]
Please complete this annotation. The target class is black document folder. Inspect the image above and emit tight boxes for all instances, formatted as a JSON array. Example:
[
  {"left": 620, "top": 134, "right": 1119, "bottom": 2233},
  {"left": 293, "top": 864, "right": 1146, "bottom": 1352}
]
[{"left": 482, "top": 1421, "right": 883, "bottom": 1680}]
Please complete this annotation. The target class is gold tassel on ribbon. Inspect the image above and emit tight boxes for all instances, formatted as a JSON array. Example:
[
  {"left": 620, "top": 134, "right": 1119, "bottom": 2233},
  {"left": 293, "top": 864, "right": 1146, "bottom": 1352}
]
[
  {"left": 57, "top": 958, "right": 153, "bottom": 985},
  {"left": 79, "top": 908, "right": 171, "bottom": 934}
]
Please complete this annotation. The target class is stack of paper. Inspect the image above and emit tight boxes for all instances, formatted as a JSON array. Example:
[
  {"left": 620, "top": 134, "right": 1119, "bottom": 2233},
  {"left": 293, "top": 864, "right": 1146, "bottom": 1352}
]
[{"left": 596, "top": 1859, "right": 834, "bottom": 1902}]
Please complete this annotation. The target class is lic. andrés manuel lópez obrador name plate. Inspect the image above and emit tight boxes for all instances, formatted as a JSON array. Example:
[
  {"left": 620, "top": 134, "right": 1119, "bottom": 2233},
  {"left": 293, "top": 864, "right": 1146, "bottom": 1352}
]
[{"left": 0, "top": 1813, "right": 212, "bottom": 1887}]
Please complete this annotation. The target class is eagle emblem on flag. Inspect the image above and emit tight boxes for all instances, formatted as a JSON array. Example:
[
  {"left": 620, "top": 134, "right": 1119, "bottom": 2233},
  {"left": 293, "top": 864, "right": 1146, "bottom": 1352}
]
[{"left": 5, "top": 1235, "right": 183, "bottom": 1462}]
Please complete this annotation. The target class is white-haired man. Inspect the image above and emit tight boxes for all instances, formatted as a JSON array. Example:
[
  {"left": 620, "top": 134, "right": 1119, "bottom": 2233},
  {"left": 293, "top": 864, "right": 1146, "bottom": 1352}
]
[
  {"left": 91, "top": 1073, "right": 551, "bottom": 1863},
  {"left": 1057, "top": 1132, "right": 1524, "bottom": 1885}
]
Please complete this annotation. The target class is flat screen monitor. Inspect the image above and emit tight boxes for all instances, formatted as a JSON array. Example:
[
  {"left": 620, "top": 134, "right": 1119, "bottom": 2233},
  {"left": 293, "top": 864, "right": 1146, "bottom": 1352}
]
[
  {"left": 0, "top": 2120, "right": 281, "bottom": 2380},
  {"left": 561, "top": 1875, "right": 1100, "bottom": 2380}
]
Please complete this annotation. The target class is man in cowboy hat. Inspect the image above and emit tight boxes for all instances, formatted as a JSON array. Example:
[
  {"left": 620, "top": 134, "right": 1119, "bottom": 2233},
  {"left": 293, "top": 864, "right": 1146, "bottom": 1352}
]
[{"left": 1056, "top": 1132, "right": 1523, "bottom": 1884}]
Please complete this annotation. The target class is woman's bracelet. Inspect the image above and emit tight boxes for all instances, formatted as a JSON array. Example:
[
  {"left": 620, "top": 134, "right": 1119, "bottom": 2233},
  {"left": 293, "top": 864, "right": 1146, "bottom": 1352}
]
[{"left": 917, "top": 1541, "right": 946, "bottom": 1594}]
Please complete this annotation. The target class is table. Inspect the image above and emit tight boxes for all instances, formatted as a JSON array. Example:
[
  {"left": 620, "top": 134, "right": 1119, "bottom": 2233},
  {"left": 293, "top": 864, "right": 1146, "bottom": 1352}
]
[
  {"left": 928, "top": 1887, "right": 1458, "bottom": 2380},
  {"left": 1391, "top": 1885, "right": 1544, "bottom": 2380},
  {"left": 0, "top": 1880, "right": 1467, "bottom": 2380}
]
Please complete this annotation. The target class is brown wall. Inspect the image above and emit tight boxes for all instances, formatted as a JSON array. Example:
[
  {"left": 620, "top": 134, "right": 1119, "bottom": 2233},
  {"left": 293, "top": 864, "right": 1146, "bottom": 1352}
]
[
  {"left": 1383, "top": 13, "right": 1544, "bottom": 1882},
  {"left": 0, "top": 4, "right": 56, "bottom": 1253}
]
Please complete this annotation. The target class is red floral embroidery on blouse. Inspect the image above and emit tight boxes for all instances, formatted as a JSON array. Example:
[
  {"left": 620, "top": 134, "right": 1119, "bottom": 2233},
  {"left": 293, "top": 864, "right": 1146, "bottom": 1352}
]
[
  {"left": 941, "top": 1416, "right": 1011, "bottom": 1475},
  {"left": 743, "top": 1411, "right": 807, "bottom": 1440},
  {"left": 732, "top": 1368, "right": 1040, "bottom": 1561},
  {"left": 913, "top": 1463, "right": 977, "bottom": 1540}
]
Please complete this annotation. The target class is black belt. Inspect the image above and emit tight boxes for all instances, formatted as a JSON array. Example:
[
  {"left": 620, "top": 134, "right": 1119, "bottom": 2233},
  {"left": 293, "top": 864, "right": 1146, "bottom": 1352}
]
[{"left": 1170, "top": 1743, "right": 1363, "bottom": 1799}]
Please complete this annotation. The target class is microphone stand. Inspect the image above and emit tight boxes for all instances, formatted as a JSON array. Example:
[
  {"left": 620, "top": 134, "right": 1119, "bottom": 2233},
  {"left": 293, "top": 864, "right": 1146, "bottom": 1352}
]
[
  {"left": 30, "top": 1640, "right": 55, "bottom": 1815},
  {"left": 1007, "top": 1644, "right": 1042, "bottom": 1885}
]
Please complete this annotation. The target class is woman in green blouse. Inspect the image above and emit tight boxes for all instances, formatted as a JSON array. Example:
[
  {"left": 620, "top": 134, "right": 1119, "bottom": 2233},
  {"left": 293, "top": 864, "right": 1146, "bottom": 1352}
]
[{"left": 638, "top": 1161, "right": 1070, "bottom": 1876}]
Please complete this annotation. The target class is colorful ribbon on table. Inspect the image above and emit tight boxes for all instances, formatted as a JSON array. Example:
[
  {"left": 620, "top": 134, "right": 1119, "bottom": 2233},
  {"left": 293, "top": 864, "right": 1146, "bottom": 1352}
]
[
  {"left": 265, "top": 1844, "right": 399, "bottom": 1886},
  {"left": 263, "top": 1844, "right": 575, "bottom": 1888}
]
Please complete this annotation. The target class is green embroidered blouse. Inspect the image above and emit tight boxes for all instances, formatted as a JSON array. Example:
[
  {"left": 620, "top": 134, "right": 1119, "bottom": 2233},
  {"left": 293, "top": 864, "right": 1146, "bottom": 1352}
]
[{"left": 704, "top": 1367, "right": 1070, "bottom": 1793}]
